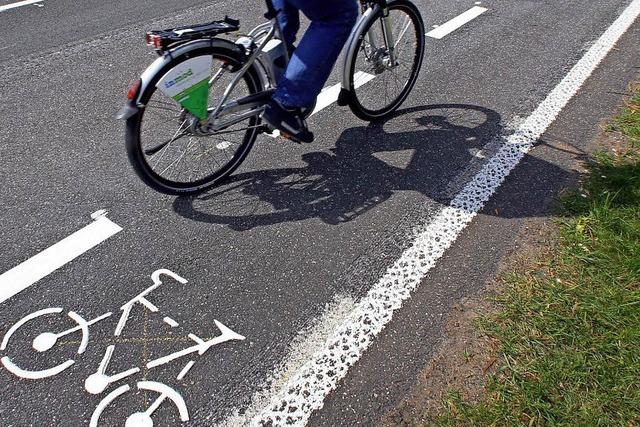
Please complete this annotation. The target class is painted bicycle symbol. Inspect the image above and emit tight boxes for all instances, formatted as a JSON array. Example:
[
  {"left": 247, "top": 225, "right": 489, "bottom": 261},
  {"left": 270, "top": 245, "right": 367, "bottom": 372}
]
[{"left": 0, "top": 269, "right": 245, "bottom": 426}]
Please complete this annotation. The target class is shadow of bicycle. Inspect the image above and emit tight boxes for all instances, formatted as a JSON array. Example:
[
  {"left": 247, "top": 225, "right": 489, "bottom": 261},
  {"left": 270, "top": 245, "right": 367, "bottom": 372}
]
[{"left": 172, "top": 104, "right": 580, "bottom": 230}]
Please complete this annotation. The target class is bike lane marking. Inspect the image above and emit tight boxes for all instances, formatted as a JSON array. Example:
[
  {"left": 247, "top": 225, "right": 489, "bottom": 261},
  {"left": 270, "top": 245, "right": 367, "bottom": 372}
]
[
  {"left": 0, "top": 210, "right": 122, "bottom": 304},
  {"left": 242, "top": 0, "right": 640, "bottom": 424},
  {"left": 426, "top": 5, "right": 488, "bottom": 39},
  {"left": 0, "top": 0, "right": 45, "bottom": 13},
  {"left": 1, "top": 268, "right": 246, "bottom": 425}
]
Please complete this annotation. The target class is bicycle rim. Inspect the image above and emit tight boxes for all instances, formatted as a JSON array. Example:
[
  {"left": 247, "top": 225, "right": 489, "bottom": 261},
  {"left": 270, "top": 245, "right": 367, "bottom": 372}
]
[
  {"left": 129, "top": 48, "right": 261, "bottom": 194},
  {"left": 348, "top": 1, "right": 425, "bottom": 120}
]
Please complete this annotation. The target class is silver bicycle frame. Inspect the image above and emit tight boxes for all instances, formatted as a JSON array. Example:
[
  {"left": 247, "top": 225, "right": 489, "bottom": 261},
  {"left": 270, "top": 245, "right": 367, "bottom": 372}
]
[
  {"left": 204, "top": 16, "right": 293, "bottom": 131},
  {"left": 194, "top": 0, "right": 398, "bottom": 131},
  {"left": 208, "top": 23, "right": 277, "bottom": 120}
]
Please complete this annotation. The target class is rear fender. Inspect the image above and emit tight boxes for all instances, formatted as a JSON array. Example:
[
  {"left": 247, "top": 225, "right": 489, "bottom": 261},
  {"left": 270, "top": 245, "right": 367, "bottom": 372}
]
[{"left": 117, "top": 38, "right": 246, "bottom": 120}]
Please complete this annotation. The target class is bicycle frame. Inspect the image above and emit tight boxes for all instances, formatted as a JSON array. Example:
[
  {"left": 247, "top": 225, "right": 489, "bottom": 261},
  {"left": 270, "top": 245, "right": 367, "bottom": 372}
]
[{"left": 212, "top": 0, "right": 398, "bottom": 125}]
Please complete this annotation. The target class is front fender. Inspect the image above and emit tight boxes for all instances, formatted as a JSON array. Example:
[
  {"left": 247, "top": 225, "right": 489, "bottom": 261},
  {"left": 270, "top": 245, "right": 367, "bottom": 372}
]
[{"left": 340, "top": 5, "right": 379, "bottom": 92}]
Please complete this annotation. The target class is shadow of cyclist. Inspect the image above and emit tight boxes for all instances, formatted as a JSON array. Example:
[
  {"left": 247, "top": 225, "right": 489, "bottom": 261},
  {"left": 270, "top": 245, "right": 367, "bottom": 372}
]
[{"left": 172, "top": 103, "right": 577, "bottom": 230}]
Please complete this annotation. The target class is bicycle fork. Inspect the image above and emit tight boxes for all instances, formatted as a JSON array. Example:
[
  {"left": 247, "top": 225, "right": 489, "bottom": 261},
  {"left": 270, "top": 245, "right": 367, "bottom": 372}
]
[{"left": 379, "top": 6, "right": 398, "bottom": 66}]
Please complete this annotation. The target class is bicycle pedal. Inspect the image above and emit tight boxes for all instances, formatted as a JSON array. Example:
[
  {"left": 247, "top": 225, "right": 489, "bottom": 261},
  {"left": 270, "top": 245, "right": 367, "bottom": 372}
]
[{"left": 280, "top": 132, "right": 302, "bottom": 144}]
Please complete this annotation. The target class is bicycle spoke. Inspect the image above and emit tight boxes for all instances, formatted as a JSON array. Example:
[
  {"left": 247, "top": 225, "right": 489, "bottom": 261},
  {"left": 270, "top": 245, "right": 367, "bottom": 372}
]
[
  {"left": 394, "top": 17, "right": 412, "bottom": 49},
  {"left": 151, "top": 120, "right": 189, "bottom": 169},
  {"left": 351, "top": 6, "right": 422, "bottom": 116},
  {"left": 136, "top": 50, "right": 261, "bottom": 190}
]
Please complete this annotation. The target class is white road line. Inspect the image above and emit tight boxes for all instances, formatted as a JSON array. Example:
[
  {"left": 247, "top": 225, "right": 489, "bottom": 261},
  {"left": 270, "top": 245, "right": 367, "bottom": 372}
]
[
  {"left": 0, "top": 0, "right": 45, "bottom": 13},
  {"left": 311, "top": 71, "right": 376, "bottom": 115},
  {"left": 426, "top": 6, "right": 488, "bottom": 39},
  {"left": 0, "top": 211, "right": 122, "bottom": 304},
  {"left": 163, "top": 316, "right": 179, "bottom": 328},
  {"left": 248, "top": 0, "right": 640, "bottom": 425}
]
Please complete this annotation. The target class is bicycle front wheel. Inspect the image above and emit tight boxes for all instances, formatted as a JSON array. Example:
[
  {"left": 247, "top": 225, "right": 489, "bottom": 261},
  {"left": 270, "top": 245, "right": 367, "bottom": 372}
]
[
  {"left": 346, "top": 0, "right": 425, "bottom": 121},
  {"left": 125, "top": 45, "right": 263, "bottom": 195}
]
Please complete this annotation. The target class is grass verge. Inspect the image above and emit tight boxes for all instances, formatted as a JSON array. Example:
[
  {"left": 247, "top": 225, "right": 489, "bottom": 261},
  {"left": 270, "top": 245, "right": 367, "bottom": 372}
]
[{"left": 438, "top": 91, "right": 640, "bottom": 426}]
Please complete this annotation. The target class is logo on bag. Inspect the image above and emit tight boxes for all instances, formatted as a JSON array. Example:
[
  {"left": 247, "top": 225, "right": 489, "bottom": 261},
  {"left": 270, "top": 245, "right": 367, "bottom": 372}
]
[{"left": 163, "top": 68, "right": 194, "bottom": 89}]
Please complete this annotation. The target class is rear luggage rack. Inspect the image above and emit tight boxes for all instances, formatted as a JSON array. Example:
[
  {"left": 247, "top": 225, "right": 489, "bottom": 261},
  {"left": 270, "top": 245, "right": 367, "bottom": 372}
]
[{"left": 146, "top": 16, "right": 240, "bottom": 51}]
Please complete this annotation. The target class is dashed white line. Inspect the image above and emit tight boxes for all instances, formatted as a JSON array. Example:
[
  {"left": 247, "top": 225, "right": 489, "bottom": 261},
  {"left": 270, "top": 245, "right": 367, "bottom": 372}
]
[
  {"left": 0, "top": 210, "right": 122, "bottom": 304},
  {"left": 426, "top": 6, "right": 488, "bottom": 39},
  {"left": 246, "top": 0, "right": 640, "bottom": 424},
  {"left": 311, "top": 71, "right": 376, "bottom": 115},
  {"left": 0, "top": 0, "right": 45, "bottom": 13}
]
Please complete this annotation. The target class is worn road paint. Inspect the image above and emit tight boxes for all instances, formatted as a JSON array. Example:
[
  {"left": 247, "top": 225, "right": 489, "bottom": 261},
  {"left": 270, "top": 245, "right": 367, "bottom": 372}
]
[
  {"left": 1, "top": 308, "right": 113, "bottom": 380},
  {"left": 247, "top": 0, "right": 640, "bottom": 424},
  {"left": 90, "top": 385, "right": 131, "bottom": 427},
  {"left": 31, "top": 311, "right": 112, "bottom": 354},
  {"left": 114, "top": 269, "right": 187, "bottom": 336},
  {"left": 85, "top": 344, "right": 140, "bottom": 395},
  {"left": 0, "top": 211, "right": 122, "bottom": 304},
  {"left": 163, "top": 316, "right": 179, "bottom": 327},
  {"left": 426, "top": 6, "right": 488, "bottom": 39},
  {"left": 136, "top": 381, "right": 190, "bottom": 422}
]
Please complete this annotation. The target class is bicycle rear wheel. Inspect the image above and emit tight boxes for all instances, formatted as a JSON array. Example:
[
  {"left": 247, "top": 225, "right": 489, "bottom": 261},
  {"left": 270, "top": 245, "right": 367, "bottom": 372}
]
[
  {"left": 346, "top": 0, "right": 425, "bottom": 121},
  {"left": 125, "top": 45, "right": 263, "bottom": 195}
]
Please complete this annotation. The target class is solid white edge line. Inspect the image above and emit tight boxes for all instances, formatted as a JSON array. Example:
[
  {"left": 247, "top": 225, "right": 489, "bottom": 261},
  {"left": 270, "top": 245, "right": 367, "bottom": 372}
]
[
  {"left": 248, "top": 0, "right": 640, "bottom": 425},
  {"left": 0, "top": 0, "right": 44, "bottom": 13},
  {"left": 426, "top": 6, "right": 488, "bottom": 39},
  {"left": 0, "top": 212, "right": 122, "bottom": 304}
]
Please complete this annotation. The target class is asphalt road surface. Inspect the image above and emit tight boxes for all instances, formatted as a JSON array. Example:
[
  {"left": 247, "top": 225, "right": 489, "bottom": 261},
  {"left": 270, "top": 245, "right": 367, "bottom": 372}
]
[{"left": 1, "top": 0, "right": 639, "bottom": 425}]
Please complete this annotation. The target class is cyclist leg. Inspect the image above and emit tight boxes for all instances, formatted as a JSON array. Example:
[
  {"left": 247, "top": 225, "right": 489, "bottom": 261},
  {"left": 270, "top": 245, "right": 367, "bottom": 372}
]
[
  {"left": 274, "top": 0, "right": 358, "bottom": 108},
  {"left": 271, "top": 0, "right": 300, "bottom": 53},
  {"left": 262, "top": 0, "right": 358, "bottom": 143}
]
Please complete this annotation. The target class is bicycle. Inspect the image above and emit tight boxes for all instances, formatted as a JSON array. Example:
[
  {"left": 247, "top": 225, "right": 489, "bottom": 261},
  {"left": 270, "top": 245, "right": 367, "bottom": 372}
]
[{"left": 118, "top": 0, "right": 425, "bottom": 195}]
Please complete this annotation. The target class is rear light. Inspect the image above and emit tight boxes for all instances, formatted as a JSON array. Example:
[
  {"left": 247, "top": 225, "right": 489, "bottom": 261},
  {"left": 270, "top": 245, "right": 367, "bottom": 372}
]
[
  {"left": 127, "top": 79, "right": 142, "bottom": 100},
  {"left": 145, "top": 33, "right": 164, "bottom": 49}
]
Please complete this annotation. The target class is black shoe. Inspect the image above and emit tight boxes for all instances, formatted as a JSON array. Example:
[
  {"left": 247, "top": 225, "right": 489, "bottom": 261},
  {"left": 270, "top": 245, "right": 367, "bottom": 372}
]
[{"left": 262, "top": 99, "right": 314, "bottom": 143}]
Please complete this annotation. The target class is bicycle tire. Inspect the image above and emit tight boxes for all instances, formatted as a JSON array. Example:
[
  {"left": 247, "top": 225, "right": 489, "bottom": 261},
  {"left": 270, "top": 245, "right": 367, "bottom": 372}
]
[
  {"left": 346, "top": 0, "right": 425, "bottom": 121},
  {"left": 125, "top": 45, "right": 263, "bottom": 195}
]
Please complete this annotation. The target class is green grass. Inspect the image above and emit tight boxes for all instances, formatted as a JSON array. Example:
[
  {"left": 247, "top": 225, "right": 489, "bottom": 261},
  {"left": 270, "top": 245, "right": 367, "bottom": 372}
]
[{"left": 437, "top": 94, "right": 640, "bottom": 426}]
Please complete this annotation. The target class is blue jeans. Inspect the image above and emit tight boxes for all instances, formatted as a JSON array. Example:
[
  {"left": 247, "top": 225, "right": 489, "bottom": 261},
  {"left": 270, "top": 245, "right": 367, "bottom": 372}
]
[{"left": 271, "top": 0, "right": 359, "bottom": 108}]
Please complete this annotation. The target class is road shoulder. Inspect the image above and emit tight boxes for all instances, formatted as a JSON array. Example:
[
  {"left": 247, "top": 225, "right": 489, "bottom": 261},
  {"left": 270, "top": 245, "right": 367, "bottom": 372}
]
[
  {"left": 307, "top": 18, "right": 640, "bottom": 427},
  {"left": 387, "top": 85, "right": 640, "bottom": 426}
]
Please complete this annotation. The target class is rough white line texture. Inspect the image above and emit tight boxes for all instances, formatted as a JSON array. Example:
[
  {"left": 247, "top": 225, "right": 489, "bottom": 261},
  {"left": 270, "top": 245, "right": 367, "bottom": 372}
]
[
  {"left": 248, "top": 1, "right": 640, "bottom": 425},
  {"left": 214, "top": 295, "right": 355, "bottom": 426}
]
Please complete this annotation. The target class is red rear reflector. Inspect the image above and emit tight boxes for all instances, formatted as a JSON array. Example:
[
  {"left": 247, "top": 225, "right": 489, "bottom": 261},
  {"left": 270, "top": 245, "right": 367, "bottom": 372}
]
[
  {"left": 145, "top": 33, "right": 163, "bottom": 49},
  {"left": 127, "top": 79, "right": 141, "bottom": 100}
]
